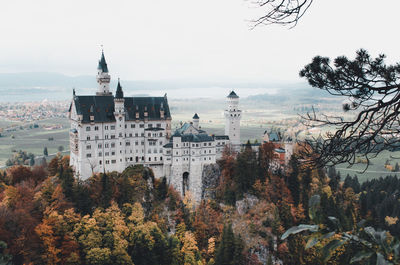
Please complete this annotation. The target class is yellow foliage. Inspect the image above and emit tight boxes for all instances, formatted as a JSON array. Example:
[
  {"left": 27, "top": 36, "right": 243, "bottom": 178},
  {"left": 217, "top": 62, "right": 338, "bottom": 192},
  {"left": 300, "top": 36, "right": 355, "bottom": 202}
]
[
  {"left": 385, "top": 216, "right": 399, "bottom": 226},
  {"left": 322, "top": 185, "right": 332, "bottom": 198}
]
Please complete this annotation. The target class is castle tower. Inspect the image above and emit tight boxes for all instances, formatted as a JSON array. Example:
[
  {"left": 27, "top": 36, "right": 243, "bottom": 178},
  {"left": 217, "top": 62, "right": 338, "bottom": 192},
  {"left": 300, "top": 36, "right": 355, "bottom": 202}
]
[
  {"left": 96, "top": 50, "right": 112, "bottom": 96},
  {"left": 192, "top": 113, "right": 200, "bottom": 130},
  {"left": 224, "top": 91, "right": 241, "bottom": 149},
  {"left": 114, "top": 79, "right": 126, "bottom": 171}
]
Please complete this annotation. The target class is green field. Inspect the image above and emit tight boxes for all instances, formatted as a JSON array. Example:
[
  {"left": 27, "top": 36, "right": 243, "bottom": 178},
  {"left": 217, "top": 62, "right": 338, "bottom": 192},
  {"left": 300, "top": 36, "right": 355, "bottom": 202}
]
[
  {"left": 0, "top": 116, "right": 398, "bottom": 183},
  {"left": 0, "top": 118, "right": 70, "bottom": 167}
]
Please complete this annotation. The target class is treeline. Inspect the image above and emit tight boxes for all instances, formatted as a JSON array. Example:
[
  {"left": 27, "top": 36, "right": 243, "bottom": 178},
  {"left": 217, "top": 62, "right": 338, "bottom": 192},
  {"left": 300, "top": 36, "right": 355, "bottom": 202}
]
[{"left": 1, "top": 145, "right": 400, "bottom": 264}]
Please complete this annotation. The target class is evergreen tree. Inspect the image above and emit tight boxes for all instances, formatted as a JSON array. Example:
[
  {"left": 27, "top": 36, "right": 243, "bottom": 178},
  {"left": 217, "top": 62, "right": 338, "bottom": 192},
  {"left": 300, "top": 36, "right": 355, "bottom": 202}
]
[
  {"left": 43, "top": 147, "right": 48, "bottom": 156},
  {"left": 100, "top": 173, "right": 112, "bottom": 209},
  {"left": 215, "top": 224, "right": 244, "bottom": 265},
  {"left": 29, "top": 157, "right": 35, "bottom": 166}
]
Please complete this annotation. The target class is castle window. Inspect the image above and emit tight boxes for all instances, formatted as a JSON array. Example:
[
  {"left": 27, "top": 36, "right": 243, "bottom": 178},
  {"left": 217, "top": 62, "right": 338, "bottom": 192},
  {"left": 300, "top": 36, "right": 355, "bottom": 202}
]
[
  {"left": 105, "top": 143, "right": 109, "bottom": 148},
  {"left": 86, "top": 153, "right": 91, "bottom": 158},
  {"left": 105, "top": 126, "right": 109, "bottom": 130},
  {"left": 209, "top": 143, "right": 211, "bottom": 146},
  {"left": 140, "top": 124, "right": 144, "bottom": 128},
  {"left": 98, "top": 143, "right": 102, "bottom": 148},
  {"left": 148, "top": 133, "right": 151, "bottom": 137},
  {"left": 149, "top": 157, "right": 151, "bottom": 162},
  {"left": 106, "top": 160, "right": 110, "bottom": 164},
  {"left": 98, "top": 152, "right": 102, "bottom": 156},
  {"left": 141, "top": 133, "right": 144, "bottom": 137},
  {"left": 160, "top": 156, "right": 163, "bottom": 161},
  {"left": 176, "top": 144, "right": 178, "bottom": 147},
  {"left": 87, "top": 136, "right": 90, "bottom": 140},
  {"left": 125, "top": 124, "right": 127, "bottom": 128},
  {"left": 105, "top": 134, "right": 109, "bottom": 139},
  {"left": 111, "top": 151, "right": 115, "bottom": 156},
  {"left": 148, "top": 124, "right": 153, "bottom": 128},
  {"left": 176, "top": 152, "right": 178, "bottom": 155},
  {"left": 126, "top": 141, "right": 130, "bottom": 146},
  {"left": 141, "top": 141, "right": 144, "bottom": 145},
  {"left": 111, "top": 143, "right": 115, "bottom": 148},
  {"left": 111, "top": 160, "right": 116, "bottom": 164},
  {"left": 154, "top": 157, "right": 157, "bottom": 161},
  {"left": 196, "top": 144, "right": 199, "bottom": 147},
  {"left": 95, "top": 126, "right": 99, "bottom": 131},
  {"left": 86, "top": 145, "right": 91, "bottom": 150},
  {"left": 111, "top": 125, "right": 115, "bottom": 130},
  {"left": 157, "top": 123, "right": 161, "bottom": 128},
  {"left": 95, "top": 135, "right": 99, "bottom": 140},
  {"left": 111, "top": 135, "right": 115, "bottom": 139},
  {"left": 99, "top": 160, "right": 102, "bottom": 165},
  {"left": 131, "top": 124, "right": 135, "bottom": 128},
  {"left": 129, "top": 133, "right": 132, "bottom": 137},
  {"left": 204, "top": 143, "right": 207, "bottom": 146},
  {"left": 86, "top": 126, "right": 91, "bottom": 131},
  {"left": 135, "top": 141, "right": 138, "bottom": 146},
  {"left": 135, "top": 133, "right": 138, "bottom": 137}
]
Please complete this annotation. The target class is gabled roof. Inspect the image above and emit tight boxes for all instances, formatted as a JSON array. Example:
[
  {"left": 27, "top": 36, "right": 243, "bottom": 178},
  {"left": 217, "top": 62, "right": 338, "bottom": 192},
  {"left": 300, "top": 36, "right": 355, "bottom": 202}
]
[
  {"left": 193, "top": 113, "right": 199, "bottom": 119},
  {"left": 97, "top": 51, "right": 109, "bottom": 73},
  {"left": 227, "top": 90, "right": 239, "bottom": 98},
  {"left": 213, "top": 135, "right": 229, "bottom": 140},
  {"left": 180, "top": 133, "right": 214, "bottom": 142},
  {"left": 71, "top": 95, "right": 171, "bottom": 123}
]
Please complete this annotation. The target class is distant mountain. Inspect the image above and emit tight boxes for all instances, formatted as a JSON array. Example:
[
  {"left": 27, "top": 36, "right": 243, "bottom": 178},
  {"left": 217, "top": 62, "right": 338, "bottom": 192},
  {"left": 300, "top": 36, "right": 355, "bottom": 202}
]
[{"left": 0, "top": 72, "right": 336, "bottom": 103}]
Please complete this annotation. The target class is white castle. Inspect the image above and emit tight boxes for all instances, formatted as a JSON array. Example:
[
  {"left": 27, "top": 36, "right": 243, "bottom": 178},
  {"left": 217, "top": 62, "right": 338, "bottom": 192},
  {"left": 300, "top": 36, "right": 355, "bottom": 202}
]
[{"left": 69, "top": 51, "right": 241, "bottom": 201}]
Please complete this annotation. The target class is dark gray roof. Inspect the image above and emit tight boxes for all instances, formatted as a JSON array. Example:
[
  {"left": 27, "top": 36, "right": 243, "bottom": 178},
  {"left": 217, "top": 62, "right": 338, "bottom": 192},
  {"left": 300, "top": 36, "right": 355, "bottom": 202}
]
[
  {"left": 115, "top": 80, "right": 123, "bottom": 99},
  {"left": 214, "top": 135, "right": 229, "bottom": 140},
  {"left": 97, "top": 51, "right": 109, "bottom": 73},
  {"left": 227, "top": 91, "right": 239, "bottom": 98},
  {"left": 180, "top": 133, "right": 214, "bottom": 142},
  {"left": 163, "top": 142, "right": 173, "bottom": 148},
  {"left": 71, "top": 95, "right": 171, "bottom": 123},
  {"left": 193, "top": 113, "right": 199, "bottom": 119}
]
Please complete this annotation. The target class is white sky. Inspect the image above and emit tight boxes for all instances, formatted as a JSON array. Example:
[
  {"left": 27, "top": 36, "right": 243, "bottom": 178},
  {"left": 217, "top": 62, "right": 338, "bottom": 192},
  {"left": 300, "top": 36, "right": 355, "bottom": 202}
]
[{"left": 1, "top": 0, "right": 399, "bottom": 82}]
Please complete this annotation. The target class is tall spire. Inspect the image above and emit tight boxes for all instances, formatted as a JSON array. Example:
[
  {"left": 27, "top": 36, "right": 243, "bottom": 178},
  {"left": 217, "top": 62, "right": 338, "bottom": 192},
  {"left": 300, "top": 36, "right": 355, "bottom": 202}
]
[
  {"left": 115, "top": 78, "right": 124, "bottom": 99},
  {"left": 97, "top": 50, "right": 109, "bottom": 73},
  {"left": 96, "top": 48, "right": 112, "bottom": 96}
]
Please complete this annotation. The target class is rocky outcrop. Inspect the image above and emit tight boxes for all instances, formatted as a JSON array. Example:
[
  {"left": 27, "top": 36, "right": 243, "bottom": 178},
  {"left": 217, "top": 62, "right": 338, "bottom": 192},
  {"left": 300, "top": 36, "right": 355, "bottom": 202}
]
[{"left": 201, "top": 163, "right": 221, "bottom": 200}]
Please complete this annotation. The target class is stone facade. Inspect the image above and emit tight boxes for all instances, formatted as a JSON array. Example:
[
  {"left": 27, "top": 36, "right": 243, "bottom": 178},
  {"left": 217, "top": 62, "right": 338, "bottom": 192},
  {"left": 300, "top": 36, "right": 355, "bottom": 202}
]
[{"left": 69, "top": 51, "right": 242, "bottom": 202}]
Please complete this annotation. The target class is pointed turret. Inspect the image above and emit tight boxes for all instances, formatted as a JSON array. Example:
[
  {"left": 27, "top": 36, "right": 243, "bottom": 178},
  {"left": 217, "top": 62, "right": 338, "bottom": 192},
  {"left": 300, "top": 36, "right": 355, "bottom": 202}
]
[
  {"left": 193, "top": 113, "right": 200, "bottom": 130},
  {"left": 96, "top": 49, "right": 112, "bottom": 96},
  {"left": 97, "top": 50, "right": 109, "bottom": 73},
  {"left": 115, "top": 79, "right": 124, "bottom": 99}
]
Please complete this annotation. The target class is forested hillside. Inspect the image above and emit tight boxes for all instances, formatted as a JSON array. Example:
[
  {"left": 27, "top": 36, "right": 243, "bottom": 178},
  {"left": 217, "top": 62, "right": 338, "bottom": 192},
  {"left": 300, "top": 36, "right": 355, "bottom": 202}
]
[{"left": 0, "top": 145, "right": 399, "bottom": 264}]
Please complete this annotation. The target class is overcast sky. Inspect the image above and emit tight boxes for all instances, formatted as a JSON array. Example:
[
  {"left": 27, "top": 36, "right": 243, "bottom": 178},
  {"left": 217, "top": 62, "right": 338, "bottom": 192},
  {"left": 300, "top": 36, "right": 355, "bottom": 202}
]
[{"left": 1, "top": 0, "right": 399, "bottom": 83}]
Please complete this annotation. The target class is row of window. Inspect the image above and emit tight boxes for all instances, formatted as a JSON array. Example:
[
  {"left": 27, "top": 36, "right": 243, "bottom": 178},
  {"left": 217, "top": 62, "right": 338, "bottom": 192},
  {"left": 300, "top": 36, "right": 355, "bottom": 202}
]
[
  {"left": 86, "top": 123, "right": 164, "bottom": 132},
  {"left": 175, "top": 142, "right": 212, "bottom": 148},
  {"left": 85, "top": 132, "right": 164, "bottom": 141},
  {"left": 175, "top": 157, "right": 213, "bottom": 162},
  {"left": 174, "top": 149, "right": 213, "bottom": 155}
]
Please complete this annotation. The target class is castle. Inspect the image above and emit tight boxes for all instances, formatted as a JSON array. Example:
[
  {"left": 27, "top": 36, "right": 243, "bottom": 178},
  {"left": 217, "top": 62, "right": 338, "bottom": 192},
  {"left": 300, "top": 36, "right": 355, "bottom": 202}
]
[{"left": 69, "top": 51, "right": 241, "bottom": 202}]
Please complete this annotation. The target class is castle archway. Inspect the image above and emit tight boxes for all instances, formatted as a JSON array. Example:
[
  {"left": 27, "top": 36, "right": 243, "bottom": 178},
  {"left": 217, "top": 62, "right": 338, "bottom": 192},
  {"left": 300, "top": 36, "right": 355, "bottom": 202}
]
[{"left": 182, "top": 172, "right": 189, "bottom": 196}]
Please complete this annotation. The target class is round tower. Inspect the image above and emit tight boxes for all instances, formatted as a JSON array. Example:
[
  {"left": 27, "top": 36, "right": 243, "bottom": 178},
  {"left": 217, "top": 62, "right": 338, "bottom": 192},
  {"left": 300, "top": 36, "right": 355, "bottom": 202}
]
[
  {"left": 96, "top": 50, "right": 112, "bottom": 96},
  {"left": 192, "top": 113, "right": 200, "bottom": 130},
  {"left": 114, "top": 79, "right": 126, "bottom": 171},
  {"left": 224, "top": 91, "right": 241, "bottom": 149}
]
